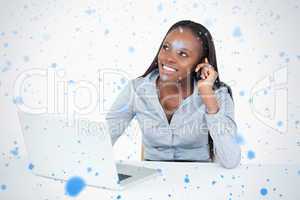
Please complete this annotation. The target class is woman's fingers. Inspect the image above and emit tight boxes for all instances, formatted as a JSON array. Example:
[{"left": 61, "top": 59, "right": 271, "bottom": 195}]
[
  {"left": 201, "top": 67, "right": 210, "bottom": 79},
  {"left": 205, "top": 70, "right": 209, "bottom": 78},
  {"left": 196, "top": 57, "right": 219, "bottom": 84},
  {"left": 202, "top": 66, "right": 218, "bottom": 80},
  {"left": 196, "top": 57, "right": 215, "bottom": 80},
  {"left": 195, "top": 57, "right": 211, "bottom": 72},
  {"left": 195, "top": 63, "right": 211, "bottom": 72},
  {"left": 195, "top": 64, "right": 202, "bottom": 72},
  {"left": 204, "top": 57, "right": 209, "bottom": 64}
]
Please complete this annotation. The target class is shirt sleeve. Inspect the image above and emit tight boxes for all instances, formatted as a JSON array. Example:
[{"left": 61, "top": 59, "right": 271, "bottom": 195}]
[
  {"left": 104, "top": 79, "right": 136, "bottom": 145},
  {"left": 204, "top": 86, "right": 241, "bottom": 169}
]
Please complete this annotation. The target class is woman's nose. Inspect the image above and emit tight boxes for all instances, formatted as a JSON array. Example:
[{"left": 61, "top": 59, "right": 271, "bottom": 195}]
[{"left": 165, "top": 51, "right": 177, "bottom": 64}]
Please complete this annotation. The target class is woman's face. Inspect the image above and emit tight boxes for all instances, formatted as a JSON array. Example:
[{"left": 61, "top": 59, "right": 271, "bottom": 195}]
[{"left": 157, "top": 27, "right": 203, "bottom": 82}]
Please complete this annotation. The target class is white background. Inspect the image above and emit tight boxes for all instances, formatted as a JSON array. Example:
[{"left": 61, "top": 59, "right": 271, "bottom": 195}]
[{"left": 0, "top": 0, "right": 300, "bottom": 197}]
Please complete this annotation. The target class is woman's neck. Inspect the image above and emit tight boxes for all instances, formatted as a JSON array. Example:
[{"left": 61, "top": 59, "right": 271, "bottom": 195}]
[{"left": 157, "top": 76, "right": 194, "bottom": 98}]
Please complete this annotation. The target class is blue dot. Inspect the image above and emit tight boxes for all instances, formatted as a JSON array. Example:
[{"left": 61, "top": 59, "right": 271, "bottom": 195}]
[
  {"left": 85, "top": 8, "right": 96, "bottom": 15},
  {"left": 239, "top": 90, "right": 245, "bottom": 96},
  {"left": 116, "top": 194, "right": 121, "bottom": 199},
  {"left": 277, "top": 121, "right": 283, "bottom": 127},
  {"left": 232, "top": 26, "right": 242, "bottom": 37},
  {"left": 65, "top": 176, "right": 86, "bottom": 197},
  {"left": 28, "top": 163, "right": 34, "bottom": 170},
  {"left": 128, "top": 46, "right": 135, "bottom": 53},
  {"left": 87, "top": 167, "right": 92, "bottom": 172},
  {"left": 68, "top": 80, "right": 75, "bottom": 85},
  {"left": 184, "top": 175, "right": 190, "bottom": 183},
  {"left": 12, "top": 96, "right": 24, "bottom": 105},
  {"left": 235, "top": 133, "right": 245, "bottom": 145},
  {"left": 260, "top": 188, "right": 268, "bottom": 196},
  {"left": 1, "top": 184, "right": 7, "bottom": 190},
  {"left": 157, "top": 3, "right": 163, "bottom": 12},
  {"left": 3, "top": 43, "right": 8, "bottom": 48},
  {"left": 247, "top": 150, "right": 255, "bottom": 159},
  {"left": 10, "top": 147, "right": 19, "bottom": 156}
]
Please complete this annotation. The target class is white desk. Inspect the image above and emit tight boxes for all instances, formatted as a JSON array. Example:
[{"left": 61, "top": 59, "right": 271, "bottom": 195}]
[{"left": 0, "top": 158, "right": 299, "bottom": 200}]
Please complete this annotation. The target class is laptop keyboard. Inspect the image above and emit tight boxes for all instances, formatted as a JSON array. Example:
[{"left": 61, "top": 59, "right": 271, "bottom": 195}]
[{"left": 117, "top": 173, "right": 131, "bottom": 181}]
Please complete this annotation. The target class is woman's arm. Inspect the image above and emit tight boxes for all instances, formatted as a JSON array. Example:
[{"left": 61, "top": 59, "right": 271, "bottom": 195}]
[
  {"left": 195, "top": 58, "right": 241, "bottom": 169},
  {"left": 201, "top": 86, "right": 241, "bottom": 169},
  {"left": 105, "top": 80, "right": 136, "bottom": 145}
]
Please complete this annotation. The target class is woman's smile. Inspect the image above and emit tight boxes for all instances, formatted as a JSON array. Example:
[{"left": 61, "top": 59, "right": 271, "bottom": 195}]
[{"left": 161, "top": 63, "right": 178, "bottom": 74}]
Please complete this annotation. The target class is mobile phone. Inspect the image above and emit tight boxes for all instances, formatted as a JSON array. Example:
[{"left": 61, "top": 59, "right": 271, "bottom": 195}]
[
  {"left": 195, "top": 68, "right": 202, "bottom": 81},
  {"left": 195, "top": 57, "right": 206, "bottom": 81}
]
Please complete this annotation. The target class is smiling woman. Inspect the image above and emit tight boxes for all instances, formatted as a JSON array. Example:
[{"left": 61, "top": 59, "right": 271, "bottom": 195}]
[
  {"left": 158, "top": 28, "right": 202, "bottom": 83},
  {"left": 105, "top": 20, "right": 241, "bottom": 169}
]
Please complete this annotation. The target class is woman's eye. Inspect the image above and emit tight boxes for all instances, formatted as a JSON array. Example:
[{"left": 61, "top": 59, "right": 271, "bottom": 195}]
[
  {"left": 162, "top": 45, "right": 187, "bottom": 57},
  {"left": 162, "top": 44, "right": 169, "bottom": 50},
  {"left": 179, "top": 52, "right": 188, "bottom": 57}
]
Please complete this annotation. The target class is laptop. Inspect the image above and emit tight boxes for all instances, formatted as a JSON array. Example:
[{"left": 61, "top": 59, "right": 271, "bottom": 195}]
[{"left": 17, "top": 111, "right": 158, "bottom": 190}]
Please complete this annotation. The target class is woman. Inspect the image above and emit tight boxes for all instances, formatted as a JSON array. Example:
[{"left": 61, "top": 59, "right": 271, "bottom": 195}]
[{"left": 105, "top": 20, "right": 241, "bottom": 169}]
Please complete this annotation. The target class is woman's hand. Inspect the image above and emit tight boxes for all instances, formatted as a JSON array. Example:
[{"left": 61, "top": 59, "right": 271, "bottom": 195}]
[
  {"left": 194, "top": 57, "right": 219, "bottom": 114},
  {"left": 195, "top": 57, "right": 218, "bottom": 90}
]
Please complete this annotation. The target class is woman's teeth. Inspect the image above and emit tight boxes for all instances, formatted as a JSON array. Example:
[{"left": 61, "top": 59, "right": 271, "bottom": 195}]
[{"left": 163, "top": 64, "right": 177, "bottom": 72}]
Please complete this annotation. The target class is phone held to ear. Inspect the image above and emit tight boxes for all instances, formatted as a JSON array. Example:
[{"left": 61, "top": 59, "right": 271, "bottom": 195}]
[
  {"left": 195, "top": 57, "right": 206, "bottom": 81},
  {"left": 195, "top": 69, "right": 202, "bottom": 81}
]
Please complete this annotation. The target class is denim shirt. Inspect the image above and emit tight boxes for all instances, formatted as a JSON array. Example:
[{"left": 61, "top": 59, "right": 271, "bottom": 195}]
[{"left": 105, "top": 68, "right": 241, "bottom": 169}]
